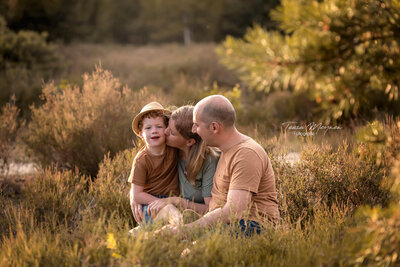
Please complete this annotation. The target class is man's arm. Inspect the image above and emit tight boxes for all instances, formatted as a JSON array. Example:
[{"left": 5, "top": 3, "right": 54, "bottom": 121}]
[{"left": 186, "top": 189, "right": 252, "bottom": 229}]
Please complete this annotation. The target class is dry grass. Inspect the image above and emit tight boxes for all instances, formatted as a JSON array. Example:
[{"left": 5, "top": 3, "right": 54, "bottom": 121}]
[{"left": 59, "top": 43, "right": 238, "bottom": 93}]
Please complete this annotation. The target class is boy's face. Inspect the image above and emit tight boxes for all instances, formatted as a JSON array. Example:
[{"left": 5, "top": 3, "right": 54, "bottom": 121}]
[{"left": 139, "top": 116, "right": 167, "bottom": 149}]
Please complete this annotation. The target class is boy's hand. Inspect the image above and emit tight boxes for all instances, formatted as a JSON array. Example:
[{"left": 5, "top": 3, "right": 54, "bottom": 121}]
[
  {"left": 148, "top": 199, "right": 168, "bottom": 217},
  {"left": 131, "top": 202, "right": 143, "bottom": 224}
]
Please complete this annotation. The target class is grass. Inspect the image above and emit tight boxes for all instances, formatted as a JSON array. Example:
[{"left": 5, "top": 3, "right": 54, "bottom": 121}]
[{"left": 1, "top": 123, "right": 398, "bottom": 265}]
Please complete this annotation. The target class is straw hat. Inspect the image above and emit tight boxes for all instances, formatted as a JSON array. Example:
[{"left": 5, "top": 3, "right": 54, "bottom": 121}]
[{"left": 131, "top": 102, "right": 170, "bottom": 136}]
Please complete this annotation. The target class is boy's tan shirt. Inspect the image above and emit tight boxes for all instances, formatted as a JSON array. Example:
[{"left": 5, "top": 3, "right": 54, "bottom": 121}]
[
  {"left": 128, "top": 146, "right": 179, "bottom": 196},
  {"left": 209, "top": 137, "right": 280, "bottom": 223}
]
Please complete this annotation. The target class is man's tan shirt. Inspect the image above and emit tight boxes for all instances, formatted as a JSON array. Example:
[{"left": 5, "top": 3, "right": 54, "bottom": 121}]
[{"left": 209, "top": 137, "right": 280, "bottom": 223}]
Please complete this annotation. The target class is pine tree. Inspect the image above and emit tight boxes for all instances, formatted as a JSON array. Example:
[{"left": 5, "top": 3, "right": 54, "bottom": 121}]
[{"left": 218, "top": 0, "right": 400, "bottom": 123}]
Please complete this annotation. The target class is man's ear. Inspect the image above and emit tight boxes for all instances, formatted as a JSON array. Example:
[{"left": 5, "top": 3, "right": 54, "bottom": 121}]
[
  {"left": 210, "top": 122, "right": 220, "bottom": 133},
  {"left": 186, "top": 138, "right": 196, "bottom": 147}
]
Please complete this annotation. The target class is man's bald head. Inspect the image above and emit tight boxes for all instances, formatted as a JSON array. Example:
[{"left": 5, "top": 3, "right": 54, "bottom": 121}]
[{"left": 194, "top": 95, "right": 236, "bottom": 127}]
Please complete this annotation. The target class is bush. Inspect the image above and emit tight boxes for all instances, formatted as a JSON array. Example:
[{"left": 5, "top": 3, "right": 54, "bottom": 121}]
[
  {"left": 22, "top": 168, "right": 89, "bottom": 230},
  {"left": 24, "top": 66, "right": 162, "bottom": 176},
  {"left": 272, "top": 142, "right": 391, "bottom": 223},
  {"left": 340, "top": 120, "right": 400, "bottom": 266},
  {"left": 89, "top": 148, "right": 138, "bottom": 224},
  {"left": 0, "top": 16, "right": 62, "bottom": 117},
  {"left": 0, "top": 97, "right": 22, "bottom": 170}
]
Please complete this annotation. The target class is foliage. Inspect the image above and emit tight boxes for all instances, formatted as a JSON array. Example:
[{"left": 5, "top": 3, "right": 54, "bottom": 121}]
[
  {"left": 0, "top": 16, "right": 62, "bottom": 117},
  {"left": 218, "top": 0, "right": 400, "bottom": 123},
  {"left": 339, "top": 119, "right": 400, "bottom": 266},
  {"left": 347, "top": 204, "right": 400, "bottom": 266},
  {"left": 89, "top": 148, "right": 138, "bottom": 224},
  {"left": 273, "top": 141, "right": 391, "bottom": 223},
  {"left": 0, "top": 96, "right": 23, "bottom": 170},
  {"left": 24, "top": 66, "right": 160, "bottom": 176},
  {"left": 1, "top": 0, "right": 279, "bottom": 44}
]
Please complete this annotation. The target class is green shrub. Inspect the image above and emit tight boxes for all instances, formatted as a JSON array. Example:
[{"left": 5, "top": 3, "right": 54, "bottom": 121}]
[
  {"left": 217, "top": 0, "right": 400, "bottom": 123},
  {"left": 25, "top": 66, "right": 161, "bottom": 176},
  {"left": 0, "top": 16, "right": 62, "bottom": 117}
]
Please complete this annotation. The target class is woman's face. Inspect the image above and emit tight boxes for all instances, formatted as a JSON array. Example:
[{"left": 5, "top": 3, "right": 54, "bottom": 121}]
[{"left": 165, "top": 118, "right": 187, "bottom": 150}]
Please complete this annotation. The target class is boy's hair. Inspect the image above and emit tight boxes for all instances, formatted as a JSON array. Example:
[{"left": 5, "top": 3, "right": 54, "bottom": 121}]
[{"left": 137, "top": 110, "right": 169, "bottom": 132}]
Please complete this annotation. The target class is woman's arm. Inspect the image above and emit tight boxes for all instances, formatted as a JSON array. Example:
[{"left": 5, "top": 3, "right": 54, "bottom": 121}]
[
  {"left": 148, "top": 196, "right": 210, "bottom": 216},
  {"left": 172, "top": 196, "right": 211, "bottom": 214}
]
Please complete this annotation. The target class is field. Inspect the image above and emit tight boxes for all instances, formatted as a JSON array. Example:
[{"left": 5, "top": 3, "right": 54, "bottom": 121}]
[{"left": 1, "top": 43, "right": 400, "bottom": 266}]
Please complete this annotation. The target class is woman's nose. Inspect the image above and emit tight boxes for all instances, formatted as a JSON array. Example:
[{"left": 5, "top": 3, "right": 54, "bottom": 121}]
[{"left": 164, "top": 128, "right": 170, "bottom": 136}]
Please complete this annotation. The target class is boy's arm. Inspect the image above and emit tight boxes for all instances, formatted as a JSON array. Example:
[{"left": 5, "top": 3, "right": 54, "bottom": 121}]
[
  {"left": 132, "top": 183, "right": 159, "bottom": 204},
  {"left": 129, "top": 184, "right": 143, "bottom": 223}
]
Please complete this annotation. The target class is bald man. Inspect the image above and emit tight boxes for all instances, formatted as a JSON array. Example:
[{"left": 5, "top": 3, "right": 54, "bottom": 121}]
[{"left": 162, "top": 95, "right": 279, "bottom": 236}]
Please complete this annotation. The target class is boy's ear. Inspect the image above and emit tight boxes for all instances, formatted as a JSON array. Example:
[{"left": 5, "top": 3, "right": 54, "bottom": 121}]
[{"left": 138, "top": 131, "right": 143, "bottom": 138}]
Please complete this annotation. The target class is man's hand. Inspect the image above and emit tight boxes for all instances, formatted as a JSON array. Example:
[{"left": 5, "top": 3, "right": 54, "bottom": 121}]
[
  {"left": 155, "top": 224, "right": 186, "bottom": 238},
  {"left": 148, "top": 198, "right": 168, "bottom": 217}
]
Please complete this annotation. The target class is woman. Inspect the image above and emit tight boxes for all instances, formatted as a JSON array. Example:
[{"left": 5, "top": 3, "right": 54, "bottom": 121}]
[{"left": 131, "top": 105, "right": 219, "bottom": 224}]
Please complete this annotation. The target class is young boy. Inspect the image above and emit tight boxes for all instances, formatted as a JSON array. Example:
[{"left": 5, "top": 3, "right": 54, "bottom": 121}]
[{"left": 128, "top": 102, "right": 181, "bottom": 226}]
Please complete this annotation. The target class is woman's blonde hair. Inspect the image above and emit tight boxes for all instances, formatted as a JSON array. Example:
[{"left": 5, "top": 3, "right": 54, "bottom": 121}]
[{"left": 171, "top": 105, "right": 218, "bottom": 185}]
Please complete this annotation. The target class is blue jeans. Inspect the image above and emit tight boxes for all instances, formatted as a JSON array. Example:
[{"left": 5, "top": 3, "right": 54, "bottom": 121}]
[
  {"left": 238, "top": 219, "right": 261, "bottom": 237},
  {"left": 142, "top": 195, "right": 169, "bottom": 224}
]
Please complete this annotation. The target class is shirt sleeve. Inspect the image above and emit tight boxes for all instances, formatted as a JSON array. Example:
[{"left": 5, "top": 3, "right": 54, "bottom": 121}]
[
  {"left": 201, "top": 155, "right": 219, "bottom": 198},
  {"left": 127, "top": 155, "right": 147, "bottom": 185},
  {"left": 229, "top": 149, "right": 262, "bottom": 193}
]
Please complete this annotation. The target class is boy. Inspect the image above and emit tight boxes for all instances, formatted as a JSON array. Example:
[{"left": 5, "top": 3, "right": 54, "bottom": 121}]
[{"left": 128, "top": 102, "right": 182, "bottom": 226}]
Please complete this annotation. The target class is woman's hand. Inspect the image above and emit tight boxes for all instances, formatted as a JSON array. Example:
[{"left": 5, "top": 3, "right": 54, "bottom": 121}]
[{"left": 148, "top": 199, "right": 168, "bottom": 217}]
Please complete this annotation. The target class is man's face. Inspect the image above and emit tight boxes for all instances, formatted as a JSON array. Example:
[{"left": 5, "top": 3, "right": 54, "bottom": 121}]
[{"left": 192, "top": 108, "right": 214, "bottom": 146}]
